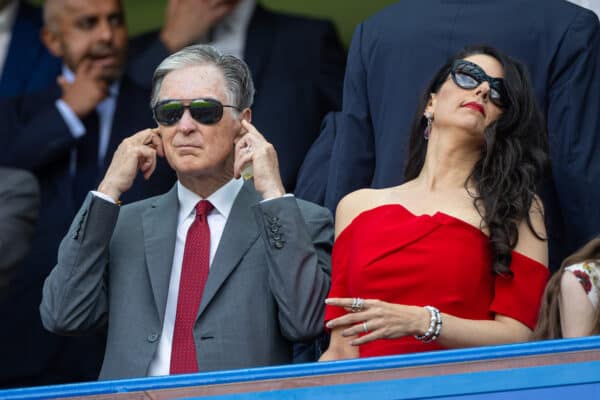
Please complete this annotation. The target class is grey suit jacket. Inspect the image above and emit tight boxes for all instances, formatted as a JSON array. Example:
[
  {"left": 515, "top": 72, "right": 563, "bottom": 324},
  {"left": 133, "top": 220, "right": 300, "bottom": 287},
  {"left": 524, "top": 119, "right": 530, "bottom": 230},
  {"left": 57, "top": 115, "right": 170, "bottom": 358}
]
[
  {"left": 0, "top": 167, "right": 39, "bottom": 301},
  {"left": 41, "top": 181, "right": 332, "bottom": 379}
]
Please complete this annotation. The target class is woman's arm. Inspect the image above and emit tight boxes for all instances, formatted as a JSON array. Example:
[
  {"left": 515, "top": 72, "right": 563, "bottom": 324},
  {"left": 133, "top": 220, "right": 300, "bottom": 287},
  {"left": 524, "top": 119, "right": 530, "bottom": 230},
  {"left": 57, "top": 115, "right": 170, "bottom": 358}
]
[
  {"left": 559, "top": 270, "right": 596, "bottom": 337},
  {"left": 324, "top": 298, "right": 532, "bottom": 348}
]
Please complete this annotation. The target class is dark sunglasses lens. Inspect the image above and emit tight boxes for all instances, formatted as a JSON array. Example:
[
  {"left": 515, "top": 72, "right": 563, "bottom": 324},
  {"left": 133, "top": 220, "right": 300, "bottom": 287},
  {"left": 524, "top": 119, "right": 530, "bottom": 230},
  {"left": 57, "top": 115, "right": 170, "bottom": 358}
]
[
  {"left": 189, "top": 100, "right": 223, "bottom": 125},
  {"left": 489, "top": 87, "right": 505, "bottom": 107},
  {"left": 155, "top": 102, "right": 184, "bottom": 126},
  {"left": 453, "top": 71, "right": 479, "bottom": 89}
]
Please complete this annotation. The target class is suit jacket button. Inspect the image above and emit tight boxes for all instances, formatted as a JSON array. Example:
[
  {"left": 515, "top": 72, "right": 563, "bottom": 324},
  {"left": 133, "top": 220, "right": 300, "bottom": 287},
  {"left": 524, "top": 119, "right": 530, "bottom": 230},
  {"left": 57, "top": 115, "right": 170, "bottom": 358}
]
[
  {"left": 147, "top": 332, "right": 159, "bottom": 342},
  {"left": 274, "top": 241, "right": 284, "bottom": 249}
]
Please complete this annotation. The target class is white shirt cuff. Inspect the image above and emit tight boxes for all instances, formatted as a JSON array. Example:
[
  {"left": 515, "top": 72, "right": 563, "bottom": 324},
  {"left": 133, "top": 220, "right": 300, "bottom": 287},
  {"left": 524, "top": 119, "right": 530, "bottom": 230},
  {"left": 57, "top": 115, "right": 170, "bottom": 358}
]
[
  {"left": 91, "top": 190, "right": 117, "bottom": 204},
  {"left": 56, "top": 99, "right": 85, "bottom": 138},
  {"left": 260, "top": 193, "right": 293, "bottom": 203}
]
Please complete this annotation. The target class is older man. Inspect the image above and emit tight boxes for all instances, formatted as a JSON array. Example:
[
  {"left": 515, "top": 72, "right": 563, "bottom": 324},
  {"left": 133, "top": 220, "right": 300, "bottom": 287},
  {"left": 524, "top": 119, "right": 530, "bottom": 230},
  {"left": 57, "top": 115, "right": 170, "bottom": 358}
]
[
  {"left": 41, "top": 45, "right": 333, "bottom": 379},
  {"left": 0, "top": 0, "right": 175, "bottom": 387},
  {"left": 127, "top": 0, "right": 346, "bottom": 193}
]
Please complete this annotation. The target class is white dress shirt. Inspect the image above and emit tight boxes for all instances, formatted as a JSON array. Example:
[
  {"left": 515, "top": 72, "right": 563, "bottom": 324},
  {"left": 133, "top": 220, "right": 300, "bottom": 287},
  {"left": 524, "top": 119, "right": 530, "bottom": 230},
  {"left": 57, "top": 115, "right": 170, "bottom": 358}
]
[
  {"left": 55, "top": 66, "right": 120, "bottom": 174},
  {"left": 209, "top": 0, "right": 256, "bottom": 59},
  {"left": 147, "top": 178, "right": 244, "bottom": 376},
  {"left": 0, "top": 0, "right": 18, "bottom": 77}
]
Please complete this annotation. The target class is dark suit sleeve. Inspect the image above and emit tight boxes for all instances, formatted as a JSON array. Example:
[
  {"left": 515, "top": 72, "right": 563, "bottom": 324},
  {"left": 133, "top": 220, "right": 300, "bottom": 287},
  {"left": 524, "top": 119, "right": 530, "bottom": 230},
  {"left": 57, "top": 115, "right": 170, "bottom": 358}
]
[
  {"left": 315, "top": 21, "right": 346, "bottom": 120},
  {"left": 0, "top": 168, "right": 39, "bottom": 298},
  {"left": 295, "top": 113, "right": 338, "bottom": 205},
  {"left": 126, "top": 31, "right": 171, "bottom": 89},
  {"left": 40, "top": 194, "right": 118, "bottom": 334},
  {"left": 253, "top": 197, "right": 333, "bottom": 341},
  {"left": 296, "top": 23, "right": 375, "bottom": 213},
  {"left": 546, "top": 9, "right": 600, "bottom": 258},
  {"left": 0, "top": 95, "right": 77, "bottom": 171}
]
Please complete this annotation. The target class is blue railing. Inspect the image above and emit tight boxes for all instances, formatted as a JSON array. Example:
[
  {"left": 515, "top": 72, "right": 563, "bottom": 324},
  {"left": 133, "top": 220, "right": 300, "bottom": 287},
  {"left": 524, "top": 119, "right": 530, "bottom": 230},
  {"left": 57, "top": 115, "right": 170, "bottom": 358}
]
[{"left": 1, "top": 336, "right": 599, "bottom": 399}]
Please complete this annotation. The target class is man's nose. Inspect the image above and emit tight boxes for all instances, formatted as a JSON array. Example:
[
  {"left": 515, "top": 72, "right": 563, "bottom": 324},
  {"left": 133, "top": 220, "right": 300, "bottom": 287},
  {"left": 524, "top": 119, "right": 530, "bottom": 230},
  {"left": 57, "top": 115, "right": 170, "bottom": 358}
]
[
  {"left": 176, "top": 109, "right": 196, "bottom": 134},
  {"left": 96, "top": 19, "right": 114, "bottom": 42}
]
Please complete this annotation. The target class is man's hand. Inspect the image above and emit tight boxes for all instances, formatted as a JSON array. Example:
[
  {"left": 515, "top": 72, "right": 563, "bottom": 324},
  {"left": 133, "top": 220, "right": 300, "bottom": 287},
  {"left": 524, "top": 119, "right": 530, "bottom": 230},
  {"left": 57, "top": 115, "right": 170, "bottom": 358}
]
[
  {"left": 234, "top": 120, "right": 285, "bottom": 199},
  {"left": 97, "top": 129, "right": 165, "bottom": 202},
  {"left": 160, "top": 0, "right": 239, "bottom": 52},
  {"left": 58, "top": 59, "right": 109, "bottom": 118}
]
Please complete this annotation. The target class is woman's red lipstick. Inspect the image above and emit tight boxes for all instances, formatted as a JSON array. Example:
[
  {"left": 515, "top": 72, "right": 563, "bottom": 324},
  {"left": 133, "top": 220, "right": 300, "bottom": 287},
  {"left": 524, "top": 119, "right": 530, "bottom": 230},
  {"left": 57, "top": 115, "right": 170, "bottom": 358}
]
[{"left": 463, "top": 102, "right": 485, "bottom": 116}]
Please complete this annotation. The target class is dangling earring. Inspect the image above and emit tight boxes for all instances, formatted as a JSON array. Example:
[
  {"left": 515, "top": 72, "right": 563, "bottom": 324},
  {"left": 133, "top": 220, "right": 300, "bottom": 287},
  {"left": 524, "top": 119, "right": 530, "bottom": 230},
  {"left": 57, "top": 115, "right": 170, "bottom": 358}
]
[{"left": 424, "top": 112, "right": 433, "bottom": 140}]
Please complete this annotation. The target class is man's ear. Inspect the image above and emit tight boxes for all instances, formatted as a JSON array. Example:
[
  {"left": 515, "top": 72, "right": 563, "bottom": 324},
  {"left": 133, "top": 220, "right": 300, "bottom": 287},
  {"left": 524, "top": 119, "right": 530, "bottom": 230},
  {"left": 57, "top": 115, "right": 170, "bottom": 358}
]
[
  {"left": 241, "top": 108, "right": 252, "bottom": 124},
  {"left": 41, "top": 27, "right": 63, "bottom": 58},
  {"left": 234, "top": 108, "right": 253, "bottom": 140}
]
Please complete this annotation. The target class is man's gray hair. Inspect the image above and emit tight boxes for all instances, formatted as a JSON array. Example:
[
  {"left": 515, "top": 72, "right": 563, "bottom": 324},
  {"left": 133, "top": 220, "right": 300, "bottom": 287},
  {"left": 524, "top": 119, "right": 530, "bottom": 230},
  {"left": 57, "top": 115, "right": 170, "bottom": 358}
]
[{"left": 151, "top": 45, "right": 255, "bottom": 111}]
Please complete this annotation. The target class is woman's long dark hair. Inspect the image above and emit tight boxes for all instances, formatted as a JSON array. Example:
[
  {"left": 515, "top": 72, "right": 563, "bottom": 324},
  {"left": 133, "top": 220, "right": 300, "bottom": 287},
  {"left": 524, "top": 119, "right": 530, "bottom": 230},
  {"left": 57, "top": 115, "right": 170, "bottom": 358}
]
[{"left": 404, "top": 45, "right": 548, "bottom": 275}]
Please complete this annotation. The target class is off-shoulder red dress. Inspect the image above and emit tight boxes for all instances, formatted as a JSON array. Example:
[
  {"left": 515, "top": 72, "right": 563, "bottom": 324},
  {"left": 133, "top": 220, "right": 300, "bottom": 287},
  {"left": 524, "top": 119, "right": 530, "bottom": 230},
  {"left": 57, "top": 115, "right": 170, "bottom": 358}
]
[{"left": 324, "top": 205, "right": 549, "bottom": 358}]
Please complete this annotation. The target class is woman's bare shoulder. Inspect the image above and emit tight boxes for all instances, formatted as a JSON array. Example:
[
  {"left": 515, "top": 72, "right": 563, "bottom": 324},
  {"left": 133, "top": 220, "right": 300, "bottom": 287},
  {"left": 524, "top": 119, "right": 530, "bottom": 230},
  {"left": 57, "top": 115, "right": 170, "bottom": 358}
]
[{"left": 334, "top": 187, "right": 398, "bottom": 238}]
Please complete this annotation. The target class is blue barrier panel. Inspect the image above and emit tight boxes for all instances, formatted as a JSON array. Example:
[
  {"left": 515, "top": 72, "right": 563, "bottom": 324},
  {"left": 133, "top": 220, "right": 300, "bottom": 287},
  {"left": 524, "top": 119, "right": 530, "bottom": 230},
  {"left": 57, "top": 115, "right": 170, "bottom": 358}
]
[
  {"left": 183, "top": 360, "right": 600, "bottom": 400},
  {"left": 1, "top": 336, "right": 599, "bottom": 399}
]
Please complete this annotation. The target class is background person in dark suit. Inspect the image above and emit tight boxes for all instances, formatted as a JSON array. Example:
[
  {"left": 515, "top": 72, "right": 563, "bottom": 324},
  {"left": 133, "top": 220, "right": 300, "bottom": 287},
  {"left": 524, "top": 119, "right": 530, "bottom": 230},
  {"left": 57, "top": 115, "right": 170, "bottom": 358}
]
[
  {"left": 0, "top": 1, "right": 61, "bottom": 98},
  {"left": 41, "top": 44, "right": 332, "bottom": 379},
  {"left": 0, "top": 168, "right": 38, "bottom": 302},
  {"left": 0, "top": 0, "right": 175, "bottom": 387},
  {"left": 296, "top": 0, "right": 600, "bottom": 271},
  {"left": 127, "top": 0, "right": 346, "bottom": 193}
]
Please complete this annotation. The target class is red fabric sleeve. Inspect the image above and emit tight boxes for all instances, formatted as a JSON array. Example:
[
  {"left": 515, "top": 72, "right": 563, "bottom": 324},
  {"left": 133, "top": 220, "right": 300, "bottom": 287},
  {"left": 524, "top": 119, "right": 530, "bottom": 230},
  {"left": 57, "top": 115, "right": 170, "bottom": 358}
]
[
  {"left": 324, "top": 225, "right": 354, "bottom": 324},
  {"left": 490, "top": 251, "right": 550, "bottom": 330}
]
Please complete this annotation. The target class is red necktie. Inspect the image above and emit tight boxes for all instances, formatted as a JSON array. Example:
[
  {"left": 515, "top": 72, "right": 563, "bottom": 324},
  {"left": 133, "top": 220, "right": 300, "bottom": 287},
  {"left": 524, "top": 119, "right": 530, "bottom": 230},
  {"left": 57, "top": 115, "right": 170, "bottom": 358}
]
[{"left": 170, "top": 200, "right": 213, "bottom": 374}]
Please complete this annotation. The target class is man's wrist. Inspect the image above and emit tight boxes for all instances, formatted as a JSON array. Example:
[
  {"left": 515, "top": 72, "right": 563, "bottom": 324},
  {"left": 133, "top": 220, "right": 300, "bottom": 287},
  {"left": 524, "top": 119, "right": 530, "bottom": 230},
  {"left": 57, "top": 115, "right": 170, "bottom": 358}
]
[{"left": 97, "top": 180, "right": 122, "bottom": 204}]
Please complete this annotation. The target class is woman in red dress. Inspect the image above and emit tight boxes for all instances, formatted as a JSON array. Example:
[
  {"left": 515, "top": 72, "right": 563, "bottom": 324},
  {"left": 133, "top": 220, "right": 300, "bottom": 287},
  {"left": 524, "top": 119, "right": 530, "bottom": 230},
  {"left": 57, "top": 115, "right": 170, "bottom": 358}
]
[{"left": 321, "top": 45, "right": 550, "bottom": 360}]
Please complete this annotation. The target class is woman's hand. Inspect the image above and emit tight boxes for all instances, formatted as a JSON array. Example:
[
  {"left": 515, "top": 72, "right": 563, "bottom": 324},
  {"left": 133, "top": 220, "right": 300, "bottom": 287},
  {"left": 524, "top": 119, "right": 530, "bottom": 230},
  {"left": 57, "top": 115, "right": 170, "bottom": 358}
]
[{"left": 325, "top": 298, "right": 430, "bottom": 346}]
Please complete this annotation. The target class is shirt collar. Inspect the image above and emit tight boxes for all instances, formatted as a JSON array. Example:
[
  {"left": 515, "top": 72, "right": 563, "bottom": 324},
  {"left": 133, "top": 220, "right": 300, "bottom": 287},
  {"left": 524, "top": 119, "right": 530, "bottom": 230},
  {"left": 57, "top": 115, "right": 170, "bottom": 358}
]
[
  {"left": 177, "top": 178, "right": 244, "bottom": 222},
  {"left": 0, "top": 1, "right": 18, "bottom": 33},
  {"left": 62, "top": 65, "right": 121, "bottom": 97}
]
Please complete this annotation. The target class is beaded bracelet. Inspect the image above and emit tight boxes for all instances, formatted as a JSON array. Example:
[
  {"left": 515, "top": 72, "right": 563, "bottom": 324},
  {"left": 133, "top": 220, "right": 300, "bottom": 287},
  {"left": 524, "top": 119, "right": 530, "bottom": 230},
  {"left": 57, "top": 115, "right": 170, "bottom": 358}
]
[{"left": 414, "top": 305, "right": 443, "bottom": 343}]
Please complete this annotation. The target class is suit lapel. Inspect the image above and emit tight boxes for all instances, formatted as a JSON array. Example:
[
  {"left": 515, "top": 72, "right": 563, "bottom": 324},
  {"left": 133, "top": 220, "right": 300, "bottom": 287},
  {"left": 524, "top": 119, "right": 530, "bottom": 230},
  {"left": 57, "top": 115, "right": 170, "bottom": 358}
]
[
  {"left": 197, "top": 181, "right": 261, "bottom": 317},
  {"left": 244, "top": 5, "right": 275, "bottom": 91},
  {"left": 142, "top": 185, "right": 179, "bottom": 324}
]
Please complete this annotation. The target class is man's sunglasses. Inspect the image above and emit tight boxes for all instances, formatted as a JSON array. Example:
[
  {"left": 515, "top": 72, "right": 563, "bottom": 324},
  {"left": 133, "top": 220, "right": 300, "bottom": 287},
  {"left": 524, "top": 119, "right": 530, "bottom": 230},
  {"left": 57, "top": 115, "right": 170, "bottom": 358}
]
[
  {"left": 153, "top": 98, "right": 241, "bottom": 126},
  {"left": 450, "top": 60, "right": 508, "bottom": 108}
]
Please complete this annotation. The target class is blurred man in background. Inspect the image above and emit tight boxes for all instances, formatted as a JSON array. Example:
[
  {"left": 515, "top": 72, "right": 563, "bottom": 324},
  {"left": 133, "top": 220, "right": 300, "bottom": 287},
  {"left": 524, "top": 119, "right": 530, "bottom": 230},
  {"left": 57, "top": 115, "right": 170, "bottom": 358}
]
[{"left": 0, "top": 0, "right": 174, "bottom": 387}]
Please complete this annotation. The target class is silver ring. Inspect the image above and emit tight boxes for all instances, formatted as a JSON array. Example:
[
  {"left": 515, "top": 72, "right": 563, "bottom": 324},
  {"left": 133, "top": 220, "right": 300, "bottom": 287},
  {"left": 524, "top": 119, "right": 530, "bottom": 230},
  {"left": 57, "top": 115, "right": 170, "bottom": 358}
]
[
  {"left": 362, "top": 321, "right": 369, "bottom": 333},
  {"left": 351, "top": 297, "right": 364, "bottom": 313},
  {"left": 244, "top": 145, "right": 252, "bottom": 153}
]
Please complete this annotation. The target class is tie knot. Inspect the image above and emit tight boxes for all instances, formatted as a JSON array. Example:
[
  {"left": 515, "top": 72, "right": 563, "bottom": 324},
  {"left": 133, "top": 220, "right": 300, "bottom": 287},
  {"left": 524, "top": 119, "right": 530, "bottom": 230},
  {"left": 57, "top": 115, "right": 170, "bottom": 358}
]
[{"left": 195, "top": 200, "right": 213, "bottom": 219}]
